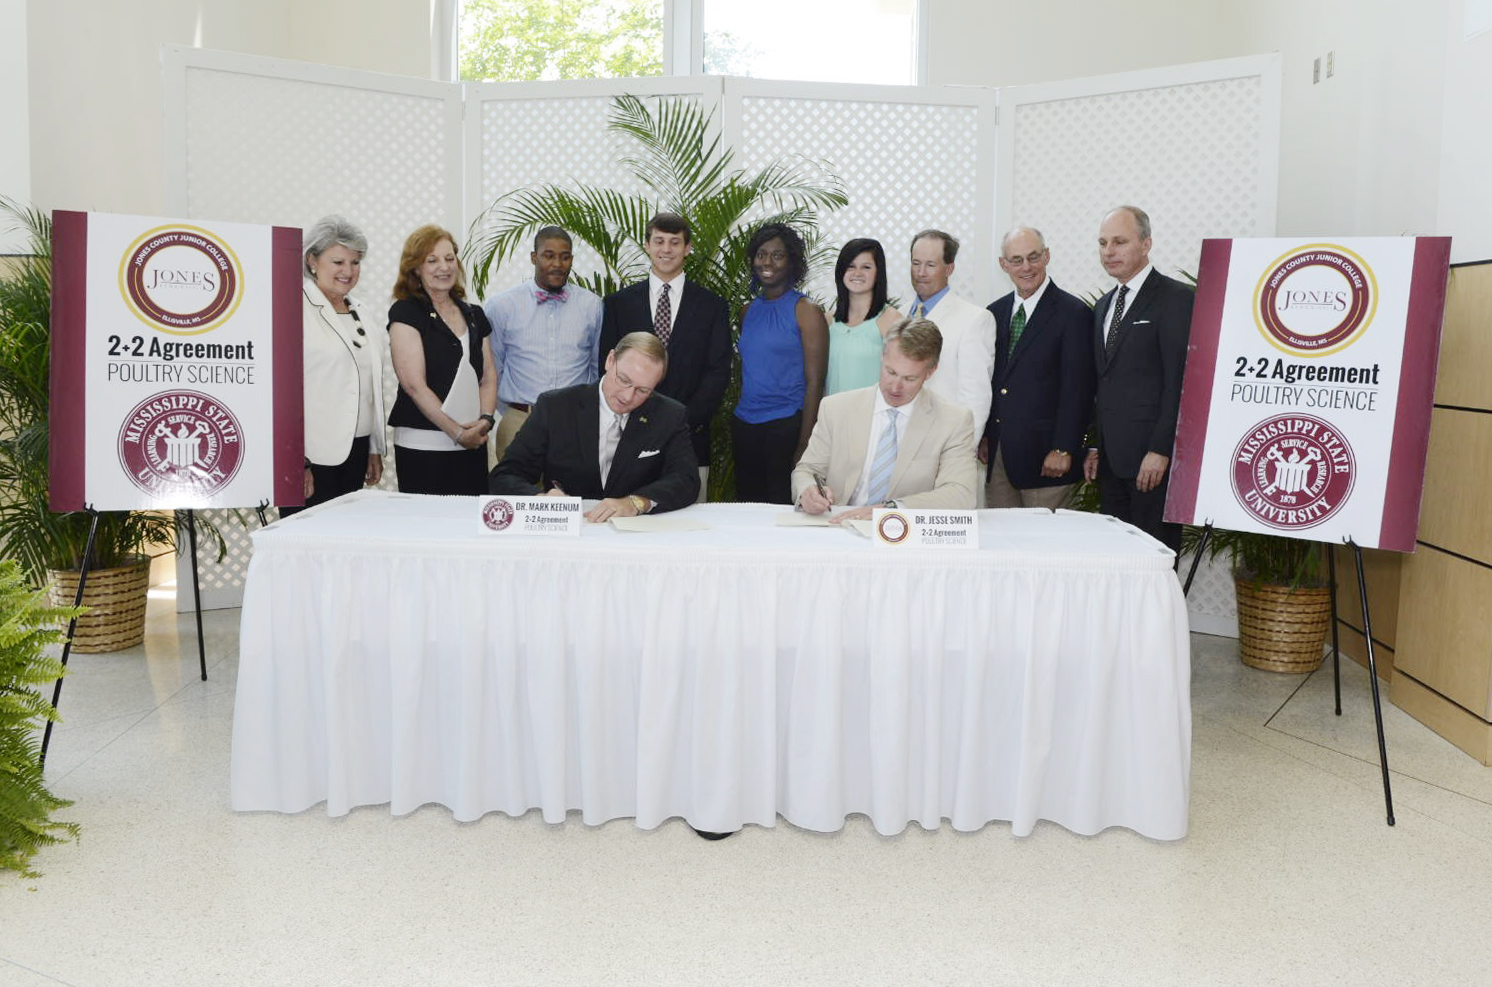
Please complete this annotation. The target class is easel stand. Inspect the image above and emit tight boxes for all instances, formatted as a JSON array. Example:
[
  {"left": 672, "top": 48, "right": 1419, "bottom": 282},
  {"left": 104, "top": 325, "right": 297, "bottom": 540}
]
[
  {"left": 39, "top": 508, "right": 100, "bottom": 769},
  {"left": 40, "top": 508, "right": 212, "bottom": 767},
  {"left": 182, "top": 509, "right": 208, "bottom": 682},
  {"left": 1332, "top": 540, "right": 1396, "bottom": 826},
  {"left": 1181, "top": 524, "right": 1394, "bottom": 826}
]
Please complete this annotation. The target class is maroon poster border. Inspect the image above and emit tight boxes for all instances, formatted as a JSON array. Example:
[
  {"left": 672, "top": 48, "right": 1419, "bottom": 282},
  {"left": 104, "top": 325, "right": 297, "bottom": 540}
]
[
  {"left": 1165, "top": 238, "right": 1232, "bottom": 525},
  {"left": 48, "top": 211, "right": 89, "bottom": 511},
  {"left": 1377, "top": 237, "right": 1452, "bottom": 552},
  {"left": 271, "top": 226, "right": 305, "bottom": 507}
]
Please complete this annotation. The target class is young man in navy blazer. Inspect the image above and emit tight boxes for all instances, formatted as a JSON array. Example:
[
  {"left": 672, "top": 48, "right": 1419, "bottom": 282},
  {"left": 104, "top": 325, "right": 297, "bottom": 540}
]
[
  {"left": 1083, "top": 205, "right": 1194, "bottom": 552},
  {"left": 981, "top": 226, "right": 1096, "bottom": 509},
  {"left": 489, "top": 332, "right": 699, "bottom": 520},
  {"left": 597, "top": 213, "right": 730, "bottom": 498}
]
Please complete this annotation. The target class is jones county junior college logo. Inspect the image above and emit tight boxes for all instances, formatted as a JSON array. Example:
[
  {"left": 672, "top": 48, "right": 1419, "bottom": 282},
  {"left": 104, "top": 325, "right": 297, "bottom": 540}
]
[
  {"left": 1231, "top": 413, "right": 1355, "bottom": 530},
  {"left": 1254, "top": 244, "right": 1377, "bottom": 356},
  {"left": 481, "top": 498, "right": 515, "bottom": 531},
  {"left": 118, "top": 390, "right": 243, "bottom": 498},
  {"left": 118, "top": 225, "right": 243, "bottom": 335}
]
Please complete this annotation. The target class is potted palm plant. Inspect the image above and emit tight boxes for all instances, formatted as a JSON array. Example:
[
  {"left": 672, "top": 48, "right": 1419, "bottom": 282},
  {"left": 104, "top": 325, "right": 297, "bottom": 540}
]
[
  {"left": 0, "top": 198, "right": 219, "bottom": 652},
  {"left": 1184, "top": 524, "right": 1331, "bottom": 672},
  {"left": 465, "top": 94, "right": 847, "bottom": 499}
]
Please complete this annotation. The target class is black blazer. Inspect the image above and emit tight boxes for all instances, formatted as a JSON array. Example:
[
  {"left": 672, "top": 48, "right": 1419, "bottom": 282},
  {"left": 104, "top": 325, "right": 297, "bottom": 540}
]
[
  {"left": 488, "top": 383, "right": 700, "bottom": 512},
  {"left": 1091, "top": 271, "right": 1194, "bottom": 479},
  {"left": 598, "top": 279, "right": 731, "bottom": 463},
  {"left": 985, "top": 280, "right": 1096, "bottom": 488}
]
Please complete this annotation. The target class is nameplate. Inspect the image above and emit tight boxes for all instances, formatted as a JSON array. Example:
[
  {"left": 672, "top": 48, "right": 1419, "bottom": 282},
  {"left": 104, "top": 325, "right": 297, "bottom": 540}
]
[
  {"left": 477, "top": 496, "right": 583, "bottom": 536},
  {"left": 871, "top": 508, "right": 979, "bottom": 549}
]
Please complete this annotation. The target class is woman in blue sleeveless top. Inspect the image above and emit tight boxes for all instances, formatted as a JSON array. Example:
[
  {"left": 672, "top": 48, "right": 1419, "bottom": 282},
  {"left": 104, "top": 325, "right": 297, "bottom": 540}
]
[
  {"left": 824, "top": 238, "right": 903, "bottom": 395},
  {"left": 732, "top": 223, "right": 827, "bottom": 503}
]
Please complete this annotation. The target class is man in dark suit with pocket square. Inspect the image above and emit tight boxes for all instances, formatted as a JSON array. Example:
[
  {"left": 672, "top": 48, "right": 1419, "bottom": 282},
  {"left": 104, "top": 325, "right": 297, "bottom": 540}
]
[
  {"left": 490, "top": 332, "right": 699, "bottom": 520},
  {"left": 1083, "top": 205, "right": 1193, "bottom": 552},
  {"left": 982, "top": 226, "right": 1096, "bottom": 509},
  {"left": 597, "top": 212, "right": 731, "bottom": 498}
]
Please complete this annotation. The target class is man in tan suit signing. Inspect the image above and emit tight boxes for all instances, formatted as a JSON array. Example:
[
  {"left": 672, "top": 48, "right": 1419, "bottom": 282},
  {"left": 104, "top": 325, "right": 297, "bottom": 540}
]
[{"left": 791, "top": 318, "right": 977, "bottom": 522}]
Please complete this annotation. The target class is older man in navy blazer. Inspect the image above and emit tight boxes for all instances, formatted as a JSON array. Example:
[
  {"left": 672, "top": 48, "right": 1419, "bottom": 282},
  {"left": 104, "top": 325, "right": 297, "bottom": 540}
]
[
  {"left": 981, "top": 226, "right": 1095, "bottom": 509},
  {"left": 1083, "top": 206, "right": 1193, "bottom": 552}
]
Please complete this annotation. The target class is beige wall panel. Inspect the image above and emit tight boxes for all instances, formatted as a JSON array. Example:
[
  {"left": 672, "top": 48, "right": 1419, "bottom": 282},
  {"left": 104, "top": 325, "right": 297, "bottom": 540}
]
[
  {"left": 1391, "top": 670, "right": 1492, "bottom": 766},
  {"left": 1394, "top": 546, "right": 1492, "bottom": 717},
  {"left": 1434, "top": 264, "right": 1492, "bottom": 410},
  {"left": 1331, "top": 545, "right": 1402, "bottom": 651},
  {"left": 1416, "top": 408, "right": 1492, "bottom": 564},
  {"left": 1332, "top": 621, "right": 1395, "bottom": 680}
]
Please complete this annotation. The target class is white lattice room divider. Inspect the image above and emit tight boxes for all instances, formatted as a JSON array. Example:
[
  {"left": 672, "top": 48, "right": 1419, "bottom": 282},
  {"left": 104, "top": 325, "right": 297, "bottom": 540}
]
[
  {"left": 466, "top": 76, "right": 719, "bottom": 295},
  {"left": 163, "top": 48, "right": 1278, "bottom": 618},
  {"left": 726, "top": 77, "right": 998, "bottom": 310},
  {"left": 996, "top": 53, "right": 1281, "bottom": 633}
]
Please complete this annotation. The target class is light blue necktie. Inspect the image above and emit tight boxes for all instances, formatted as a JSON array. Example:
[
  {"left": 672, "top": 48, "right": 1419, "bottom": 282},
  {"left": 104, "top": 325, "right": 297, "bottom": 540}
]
[{"left": 864, "top": 408, "right": 899, "bottom": 504}]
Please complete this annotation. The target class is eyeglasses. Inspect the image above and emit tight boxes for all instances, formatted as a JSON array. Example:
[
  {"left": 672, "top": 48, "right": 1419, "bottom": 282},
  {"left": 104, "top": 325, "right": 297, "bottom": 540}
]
[{"left": 1003, "top": 251, "right": 1048, "bottom": 266}]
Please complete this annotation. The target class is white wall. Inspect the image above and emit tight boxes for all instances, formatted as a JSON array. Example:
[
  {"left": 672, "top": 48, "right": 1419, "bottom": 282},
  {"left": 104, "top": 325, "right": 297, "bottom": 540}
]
[
  {"left": 926, "top": 0, "right": 1489, "bottom": 261},
  {"left": 25, "top": 0, "right": 432, "bottom": 218},
  {"left": 1439, "top": 8, "right": 1492, "bottom": 263},
  {"left": 1, "top": 0, "right": 31, "bottom": 251}
]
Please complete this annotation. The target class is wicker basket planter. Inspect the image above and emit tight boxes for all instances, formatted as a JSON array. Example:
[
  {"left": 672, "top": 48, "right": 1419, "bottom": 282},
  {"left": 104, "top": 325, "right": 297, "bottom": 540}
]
[
  {"left": 46, "top": 556, "right": 151, "bottom": 654},
  {"left": 1234, "top": 577, "right": 1332, "bottom": 673}
]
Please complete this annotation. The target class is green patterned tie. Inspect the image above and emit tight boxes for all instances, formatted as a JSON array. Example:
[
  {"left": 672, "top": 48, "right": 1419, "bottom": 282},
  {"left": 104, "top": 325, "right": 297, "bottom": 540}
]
[{"left": 1008, "top": 303, "right": 1027, "bottom": 357}]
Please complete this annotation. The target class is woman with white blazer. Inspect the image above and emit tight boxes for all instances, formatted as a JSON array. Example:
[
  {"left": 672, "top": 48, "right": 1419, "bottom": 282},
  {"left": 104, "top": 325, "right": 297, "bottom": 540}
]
[{"left": 284, "top": 215, "right": 387, "bottom": 515}]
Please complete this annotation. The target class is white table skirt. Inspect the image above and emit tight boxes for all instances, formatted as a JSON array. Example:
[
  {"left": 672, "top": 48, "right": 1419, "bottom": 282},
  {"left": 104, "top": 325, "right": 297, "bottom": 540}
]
[{"left": 231, "top": 491, "right": 1191, "bottom": 839}]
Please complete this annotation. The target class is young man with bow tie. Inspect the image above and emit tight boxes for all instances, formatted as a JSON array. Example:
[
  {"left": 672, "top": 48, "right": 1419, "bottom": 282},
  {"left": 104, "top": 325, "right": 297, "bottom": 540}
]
[{"left": 482, "top": 226, "right": 605, "bottom": 460}]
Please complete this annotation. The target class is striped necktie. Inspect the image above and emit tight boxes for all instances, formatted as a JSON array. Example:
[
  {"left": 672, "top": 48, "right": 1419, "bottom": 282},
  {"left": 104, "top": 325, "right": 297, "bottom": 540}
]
[{"left": 864, "top": 408, "right": 900, "bottom": 504}]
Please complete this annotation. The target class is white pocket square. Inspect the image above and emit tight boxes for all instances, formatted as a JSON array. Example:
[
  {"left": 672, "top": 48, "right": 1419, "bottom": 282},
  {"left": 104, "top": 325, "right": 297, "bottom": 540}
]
[
  {"left": 1133, "top": 319, "right": 1152, "bottom": 325},
  {"left": 637, "top": 449, "right": 661, "bottom": 458}
]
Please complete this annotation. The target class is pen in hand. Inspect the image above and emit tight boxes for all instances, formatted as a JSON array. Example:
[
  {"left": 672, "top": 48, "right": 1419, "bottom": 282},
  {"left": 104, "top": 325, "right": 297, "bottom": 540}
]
[{"left": 814, "top": 473, "right": 831, "bottom": 505}]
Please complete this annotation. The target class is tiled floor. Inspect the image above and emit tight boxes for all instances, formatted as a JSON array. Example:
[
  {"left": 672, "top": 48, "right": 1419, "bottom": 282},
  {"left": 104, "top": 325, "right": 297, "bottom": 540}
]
[{"left": 3, "top": 587, "right": 1492, "bottom": 986}]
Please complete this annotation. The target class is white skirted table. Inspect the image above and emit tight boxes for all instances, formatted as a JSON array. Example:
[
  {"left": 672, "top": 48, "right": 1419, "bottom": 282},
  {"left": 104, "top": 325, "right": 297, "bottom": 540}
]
[{"left": 231, "top": 490, "right": 1191, "bottom": 839}]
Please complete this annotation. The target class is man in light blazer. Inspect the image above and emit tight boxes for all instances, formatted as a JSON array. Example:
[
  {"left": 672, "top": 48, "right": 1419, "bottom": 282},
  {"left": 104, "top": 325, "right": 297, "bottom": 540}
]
[
  {"left": 982, "top": 226, "right": 1096, "bottom": 509},
  {"left": 1083, "top": 205, "right": 1194, "bottom": 552},
  {"left": 490, "top": 332, "right": 700, "bottom": 521},
  {"left": 791, "top": 319, "right": 977, "bottom": 521},
  {"left": 598, "top": 212, "right": 731, "bottom": 497}
]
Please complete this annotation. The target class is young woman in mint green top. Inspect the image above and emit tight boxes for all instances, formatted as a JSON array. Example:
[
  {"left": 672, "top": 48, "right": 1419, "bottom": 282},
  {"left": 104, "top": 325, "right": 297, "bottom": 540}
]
[{"left": 824, "top": 238, "right": 903, "bottom": 395}]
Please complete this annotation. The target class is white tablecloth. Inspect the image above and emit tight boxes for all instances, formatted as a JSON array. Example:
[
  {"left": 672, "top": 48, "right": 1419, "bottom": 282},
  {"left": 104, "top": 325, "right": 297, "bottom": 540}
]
[{"left": 231, "top": 491, "right": 1191, "bottom": 839}]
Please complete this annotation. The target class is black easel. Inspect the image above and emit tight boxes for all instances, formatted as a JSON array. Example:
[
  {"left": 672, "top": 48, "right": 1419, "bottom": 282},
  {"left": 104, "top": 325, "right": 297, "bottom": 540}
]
[
  {"left": 1335, "top": 539, "right": 1395, "bottom": 826},
  {"left": 1182, "top": 525, "right": 1394, "bottom": 826},
  {"left": 39, "top": 507, "right": 101, "bottom": 768},
  {"left": 181, "top": 509, "right": 208, "bottom": 682}
]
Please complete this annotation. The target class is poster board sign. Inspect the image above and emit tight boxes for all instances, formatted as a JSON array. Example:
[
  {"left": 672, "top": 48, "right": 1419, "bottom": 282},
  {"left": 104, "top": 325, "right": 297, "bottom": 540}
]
[
  {"left": 49, "top": 211, "right": 303, "bottom": 510},
  {"left": 1167, "top": 237, "right": 1451, "bottom": 551}
]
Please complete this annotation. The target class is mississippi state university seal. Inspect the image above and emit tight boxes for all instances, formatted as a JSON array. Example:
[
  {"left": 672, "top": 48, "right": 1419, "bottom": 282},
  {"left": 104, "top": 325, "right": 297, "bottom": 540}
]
[
  {"left": 1231, "top": 414, "right": 1355, "bottom": 529},
  {"left": 1254, "top": 244, "right": 1377, "bottom": 356},
  {"left": 119, "top": 225, "right": 242, "bottom": 335},
  {"left": 118, "top": 390, "right": 243, "bottom": 498},
  {"left": 481, "top": 498, "right": 515, "bottom": 531}
]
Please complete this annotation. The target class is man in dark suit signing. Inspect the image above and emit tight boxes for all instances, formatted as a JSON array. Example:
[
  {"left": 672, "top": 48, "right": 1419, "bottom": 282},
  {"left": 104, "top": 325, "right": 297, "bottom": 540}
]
[
  {"left": 489, "top": 331, "right": 700, "bottom": 521},
  {"left": 981, "top": 226, "right": 1096, "bottom": 509},
  {"left": 1082, "top": 205, "right": 1194, "bottom": 552},
  {"left": 598, "top": 212, "right": 731, "bottom": 499}
]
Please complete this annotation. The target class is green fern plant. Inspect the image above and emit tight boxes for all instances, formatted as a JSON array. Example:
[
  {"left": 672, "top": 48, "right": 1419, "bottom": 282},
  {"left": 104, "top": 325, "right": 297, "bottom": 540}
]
[
  {"left": 465, "top": 94, "right": 848, "bottom": 498},
  {"left": 0, "top": 559, "right": 81, "bottom": 878}
]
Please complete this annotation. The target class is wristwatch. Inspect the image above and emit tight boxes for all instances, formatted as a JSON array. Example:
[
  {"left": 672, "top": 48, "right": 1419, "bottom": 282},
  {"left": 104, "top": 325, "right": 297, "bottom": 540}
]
[
  {"left": 479, "top": 413, "right": 496, "bottom": 428},
  {"left": 882, "top": 499, "right": 898, "bottom": 508},
  {"left": 628, "top": 495, "right": 648, "bottom": 514}
]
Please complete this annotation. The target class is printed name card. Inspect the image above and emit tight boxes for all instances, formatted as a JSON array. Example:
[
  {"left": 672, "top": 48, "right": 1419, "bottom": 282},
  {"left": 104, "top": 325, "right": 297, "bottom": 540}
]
[
  {"left": 477, "top": 496, "right": 582, "bottom": 536},
  {"left": 871, "top": 508, "right": 979, "bottom": 549}
]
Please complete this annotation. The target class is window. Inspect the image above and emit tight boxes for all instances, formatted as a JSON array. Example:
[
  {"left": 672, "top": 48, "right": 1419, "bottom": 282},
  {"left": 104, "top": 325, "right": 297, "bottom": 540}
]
[
  {"left": 458, "top": 0, "right": 921, "bottom": 84},
  {"left": 460, "top": 0, "right": 666, "bottom": 82},
  {"left": 702, "top": 0, "right": 919, "bottom": 84}
]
